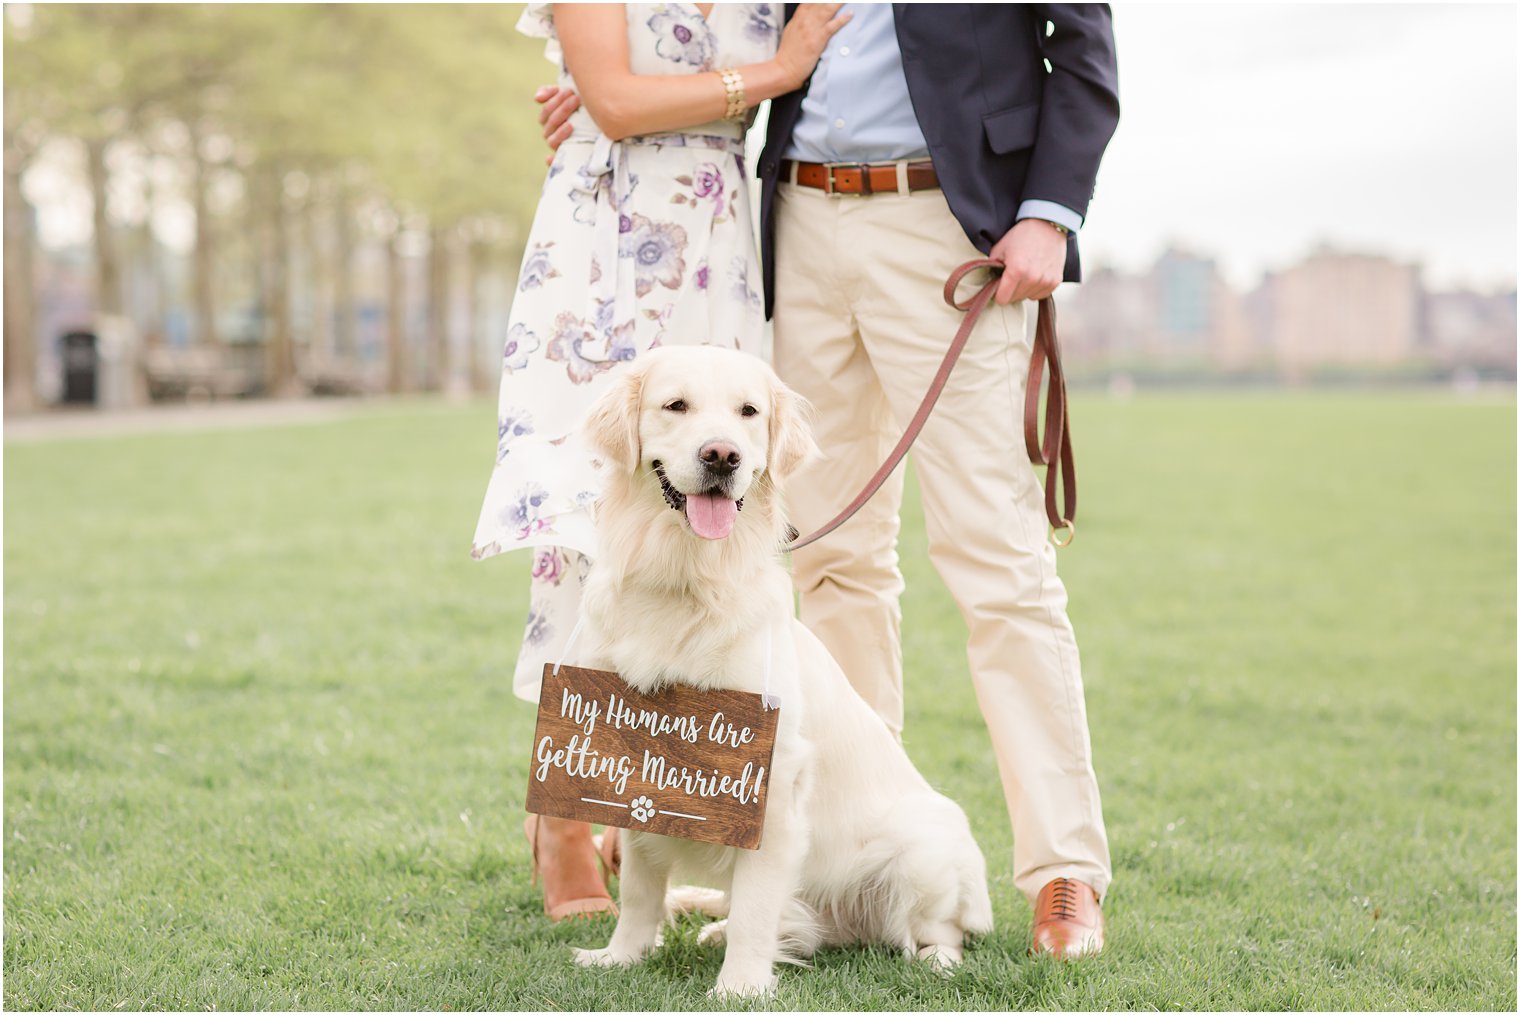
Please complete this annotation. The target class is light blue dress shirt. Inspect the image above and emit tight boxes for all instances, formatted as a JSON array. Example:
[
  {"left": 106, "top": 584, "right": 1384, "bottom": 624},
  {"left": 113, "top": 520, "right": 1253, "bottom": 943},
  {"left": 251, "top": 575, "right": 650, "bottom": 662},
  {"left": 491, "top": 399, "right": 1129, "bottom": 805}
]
[{"left": 783, "top": 3, "right": 1083, "bottom": 234}]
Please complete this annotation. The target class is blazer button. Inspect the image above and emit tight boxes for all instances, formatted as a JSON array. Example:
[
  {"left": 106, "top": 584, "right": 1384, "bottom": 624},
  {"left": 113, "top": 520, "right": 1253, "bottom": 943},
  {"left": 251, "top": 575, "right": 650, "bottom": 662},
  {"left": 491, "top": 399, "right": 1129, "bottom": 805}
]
[{"left": 764, "top": 160, "right": 777, "bottom": 174}]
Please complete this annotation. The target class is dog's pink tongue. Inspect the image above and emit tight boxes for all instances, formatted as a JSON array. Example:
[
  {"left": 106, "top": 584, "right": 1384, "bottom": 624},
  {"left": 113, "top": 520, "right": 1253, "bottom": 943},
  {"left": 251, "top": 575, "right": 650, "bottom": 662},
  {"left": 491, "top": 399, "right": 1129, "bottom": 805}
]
[{"left": 685, "top": 493, "right": 739, "bottom": 540}]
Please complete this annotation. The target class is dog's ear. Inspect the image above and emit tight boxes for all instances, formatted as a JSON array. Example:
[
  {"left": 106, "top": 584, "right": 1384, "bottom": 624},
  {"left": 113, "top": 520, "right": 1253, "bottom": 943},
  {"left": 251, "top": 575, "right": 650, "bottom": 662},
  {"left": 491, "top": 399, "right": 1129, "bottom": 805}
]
[
  {"left": 768, "top": 375, "right": 819, "bottom": 481},
  {"left": 584, "top": 366, "right": 645, "bottom": 472}
]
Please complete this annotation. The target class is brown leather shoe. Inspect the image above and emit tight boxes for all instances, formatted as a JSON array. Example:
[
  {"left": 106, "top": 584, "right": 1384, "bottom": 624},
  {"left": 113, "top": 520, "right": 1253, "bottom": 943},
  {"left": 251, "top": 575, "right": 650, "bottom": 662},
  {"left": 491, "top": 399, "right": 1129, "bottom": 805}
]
[{"left": 1031, "top": 877, "right": 1104, "bottom": 958}]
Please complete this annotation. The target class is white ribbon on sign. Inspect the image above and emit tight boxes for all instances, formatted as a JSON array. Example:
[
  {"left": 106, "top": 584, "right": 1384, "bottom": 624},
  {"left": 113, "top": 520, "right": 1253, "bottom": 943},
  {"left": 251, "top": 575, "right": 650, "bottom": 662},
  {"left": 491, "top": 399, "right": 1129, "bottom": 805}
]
[
  {"left": 551, "top": 614, "right": 587, "bottom": 678},
  {"left": 761, "top": 624, "right": 780, "bottom": 712}
]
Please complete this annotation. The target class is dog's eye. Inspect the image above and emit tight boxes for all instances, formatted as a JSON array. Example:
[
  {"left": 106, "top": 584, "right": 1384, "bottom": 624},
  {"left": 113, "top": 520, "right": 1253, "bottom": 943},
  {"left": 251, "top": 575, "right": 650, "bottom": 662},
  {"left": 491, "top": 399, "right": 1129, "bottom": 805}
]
[
  {"left": 740, "top": 404, "right": 759, "bottom": 418},
  {"left": 664, "top": 399, "right": 688, "bottom": 413}
]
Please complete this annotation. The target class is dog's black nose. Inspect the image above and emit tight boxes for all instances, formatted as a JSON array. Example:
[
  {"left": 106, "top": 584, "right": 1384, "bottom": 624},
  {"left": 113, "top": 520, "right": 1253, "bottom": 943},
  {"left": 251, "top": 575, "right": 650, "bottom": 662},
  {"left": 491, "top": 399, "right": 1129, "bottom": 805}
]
[{"left": 699, "top": 441, "right": 741, "bottom": 475}]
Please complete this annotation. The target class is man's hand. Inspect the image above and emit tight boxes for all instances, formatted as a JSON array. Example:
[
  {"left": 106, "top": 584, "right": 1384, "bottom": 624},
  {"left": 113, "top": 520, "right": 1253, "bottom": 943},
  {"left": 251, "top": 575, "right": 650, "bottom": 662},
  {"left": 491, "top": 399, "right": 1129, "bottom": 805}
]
[
  {"left": 988, "top": 219, "right": 1067, "bottom": 304},
  {"left": 534, "top": 85, "right": 581, "bottom": 166}
]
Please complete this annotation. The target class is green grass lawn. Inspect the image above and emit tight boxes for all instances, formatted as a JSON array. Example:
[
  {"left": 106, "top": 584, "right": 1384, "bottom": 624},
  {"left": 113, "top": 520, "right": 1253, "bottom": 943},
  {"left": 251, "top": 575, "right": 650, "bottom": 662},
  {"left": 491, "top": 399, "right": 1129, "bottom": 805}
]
[{"left": 5, "top": 392, "right": 1516, "bottom": 1011}]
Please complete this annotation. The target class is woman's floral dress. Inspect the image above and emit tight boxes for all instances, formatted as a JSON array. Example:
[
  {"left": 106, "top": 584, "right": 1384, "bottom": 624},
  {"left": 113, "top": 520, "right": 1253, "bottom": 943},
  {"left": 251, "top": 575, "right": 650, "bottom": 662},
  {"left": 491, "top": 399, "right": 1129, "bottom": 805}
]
[{"left": 472, "top": 3, "right": 778, "bottom": 700}]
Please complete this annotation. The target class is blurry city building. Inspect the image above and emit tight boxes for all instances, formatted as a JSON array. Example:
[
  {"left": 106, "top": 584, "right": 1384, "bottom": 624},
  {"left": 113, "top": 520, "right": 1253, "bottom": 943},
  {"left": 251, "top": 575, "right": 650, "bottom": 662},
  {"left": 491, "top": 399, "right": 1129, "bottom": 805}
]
[
  {"left": 1059, "top": 244, "right": 1516, "bottom": 384},
  {"left": 1424, "top": 288, "right": 1519, "bottom": 373},
  {"left": 1264, "top": 247, "right": 1422, "bottom": 380}
]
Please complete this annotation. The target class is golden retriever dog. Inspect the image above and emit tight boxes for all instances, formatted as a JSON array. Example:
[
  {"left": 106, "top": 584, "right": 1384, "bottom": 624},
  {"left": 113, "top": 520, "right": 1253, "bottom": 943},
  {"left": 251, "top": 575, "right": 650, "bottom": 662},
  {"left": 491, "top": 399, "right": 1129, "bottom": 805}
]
[{"left": 569, "top": 346, "right": 992, "bottom": 998}]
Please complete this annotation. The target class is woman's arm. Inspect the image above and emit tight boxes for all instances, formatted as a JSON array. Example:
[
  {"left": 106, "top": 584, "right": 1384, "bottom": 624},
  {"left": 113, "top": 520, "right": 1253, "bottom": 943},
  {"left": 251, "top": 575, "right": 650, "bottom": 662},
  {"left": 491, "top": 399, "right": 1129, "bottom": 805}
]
[{"left": 554, "top": 3, "right": 849, "bottom": 142}]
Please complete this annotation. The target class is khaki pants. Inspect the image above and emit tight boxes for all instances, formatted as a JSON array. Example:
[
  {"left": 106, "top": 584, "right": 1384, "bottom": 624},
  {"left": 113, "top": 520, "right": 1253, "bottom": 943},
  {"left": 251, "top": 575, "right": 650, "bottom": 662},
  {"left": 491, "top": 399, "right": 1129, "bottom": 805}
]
[{"left": 771, "top": 180, "right": 1111, "bottom": 904}]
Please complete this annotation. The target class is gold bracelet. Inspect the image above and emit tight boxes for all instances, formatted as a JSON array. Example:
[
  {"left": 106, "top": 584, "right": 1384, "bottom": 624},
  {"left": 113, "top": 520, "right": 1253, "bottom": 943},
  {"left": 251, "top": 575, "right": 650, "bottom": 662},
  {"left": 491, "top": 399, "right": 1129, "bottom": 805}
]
[{"left": 719, "top": 67, "right": 746, "bottom": 121}]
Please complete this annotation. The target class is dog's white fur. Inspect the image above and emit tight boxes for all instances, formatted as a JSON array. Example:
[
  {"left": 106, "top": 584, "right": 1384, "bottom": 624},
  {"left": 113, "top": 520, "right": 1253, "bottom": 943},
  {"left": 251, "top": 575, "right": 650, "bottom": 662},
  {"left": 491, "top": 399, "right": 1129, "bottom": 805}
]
[{"left": 568, "top": 346, "right": 992, "bottom": 998}]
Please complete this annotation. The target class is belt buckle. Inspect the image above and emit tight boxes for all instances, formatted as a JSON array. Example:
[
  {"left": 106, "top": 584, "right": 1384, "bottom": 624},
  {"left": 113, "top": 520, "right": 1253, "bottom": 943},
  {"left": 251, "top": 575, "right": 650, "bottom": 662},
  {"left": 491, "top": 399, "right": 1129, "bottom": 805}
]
[{"left": 822, "top": 162, "right": 838, "bottom": 195}]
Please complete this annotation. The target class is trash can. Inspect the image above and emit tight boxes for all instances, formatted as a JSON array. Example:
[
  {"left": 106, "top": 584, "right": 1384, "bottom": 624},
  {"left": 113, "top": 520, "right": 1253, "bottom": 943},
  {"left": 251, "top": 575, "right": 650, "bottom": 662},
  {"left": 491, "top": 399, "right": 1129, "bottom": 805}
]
[{"left": 60, "top": 331, "right": 98, "bottom": 405}]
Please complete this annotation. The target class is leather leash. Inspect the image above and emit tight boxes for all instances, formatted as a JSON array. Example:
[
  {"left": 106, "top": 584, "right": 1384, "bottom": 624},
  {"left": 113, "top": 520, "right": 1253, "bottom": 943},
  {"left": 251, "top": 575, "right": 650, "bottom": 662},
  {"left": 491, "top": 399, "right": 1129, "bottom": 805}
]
[{"left": 784, "top": 257, "right": 1076, "bottom": 552}]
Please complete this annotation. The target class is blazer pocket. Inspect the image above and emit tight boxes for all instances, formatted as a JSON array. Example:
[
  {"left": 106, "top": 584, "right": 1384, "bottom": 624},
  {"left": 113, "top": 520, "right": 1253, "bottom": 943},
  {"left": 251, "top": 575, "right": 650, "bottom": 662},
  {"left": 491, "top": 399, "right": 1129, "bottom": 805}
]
[{"left": 982, "top": 102, "right": 1041, "bottom": 154}]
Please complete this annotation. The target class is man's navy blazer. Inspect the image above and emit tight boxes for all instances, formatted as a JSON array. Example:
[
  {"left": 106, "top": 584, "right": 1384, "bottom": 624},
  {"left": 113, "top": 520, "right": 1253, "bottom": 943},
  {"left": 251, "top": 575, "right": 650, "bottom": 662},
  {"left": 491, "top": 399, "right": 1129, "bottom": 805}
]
[{"left": 758, "top": 4, "right": 1120, "bottom": 317}]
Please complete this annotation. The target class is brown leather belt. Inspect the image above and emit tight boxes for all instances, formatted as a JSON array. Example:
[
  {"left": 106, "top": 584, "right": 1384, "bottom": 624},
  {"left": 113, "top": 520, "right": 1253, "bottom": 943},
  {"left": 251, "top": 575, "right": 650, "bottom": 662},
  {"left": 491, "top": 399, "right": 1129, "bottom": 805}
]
[
  {"left": 783, "top": 159, "right": 939, "bottom": 195},
  {"left": 786, "top": 259, "right": 1076, "bottom": 551}
]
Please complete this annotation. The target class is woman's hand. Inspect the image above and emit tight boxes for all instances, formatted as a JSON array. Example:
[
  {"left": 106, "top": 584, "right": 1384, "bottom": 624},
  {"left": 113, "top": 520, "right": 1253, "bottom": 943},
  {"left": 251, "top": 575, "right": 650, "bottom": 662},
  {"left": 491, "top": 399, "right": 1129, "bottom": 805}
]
[
  {"left": 774, "top": 4, "right": 852, "bottom": 91},
  {"left": 535, "top": 85, "right": 580, "bottom": 165}
]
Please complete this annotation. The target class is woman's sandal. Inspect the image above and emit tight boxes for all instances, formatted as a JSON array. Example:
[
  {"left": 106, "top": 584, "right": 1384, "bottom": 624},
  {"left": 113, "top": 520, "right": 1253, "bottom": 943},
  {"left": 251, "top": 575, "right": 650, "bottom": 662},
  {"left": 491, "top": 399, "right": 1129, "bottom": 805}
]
[{"left": 523, "top": 815, "right": 618, "bottom": 921}]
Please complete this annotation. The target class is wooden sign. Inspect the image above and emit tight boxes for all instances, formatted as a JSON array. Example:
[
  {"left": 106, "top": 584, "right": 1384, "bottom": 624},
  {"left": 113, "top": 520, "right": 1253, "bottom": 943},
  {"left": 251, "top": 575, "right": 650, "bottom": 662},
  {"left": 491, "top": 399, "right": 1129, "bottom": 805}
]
[{"left": 526, "top": 664, "right": 780, "bottom": 849}]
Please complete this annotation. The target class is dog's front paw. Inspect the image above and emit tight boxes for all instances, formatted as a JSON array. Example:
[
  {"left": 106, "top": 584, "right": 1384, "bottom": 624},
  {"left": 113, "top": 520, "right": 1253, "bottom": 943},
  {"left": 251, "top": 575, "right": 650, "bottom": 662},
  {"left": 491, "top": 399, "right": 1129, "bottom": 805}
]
[
  {"left": 573, "top": 946, "right": 645, "bottom": 969},
  {"left": 708, "top": 970, "right": 777, "bottom": 999}
]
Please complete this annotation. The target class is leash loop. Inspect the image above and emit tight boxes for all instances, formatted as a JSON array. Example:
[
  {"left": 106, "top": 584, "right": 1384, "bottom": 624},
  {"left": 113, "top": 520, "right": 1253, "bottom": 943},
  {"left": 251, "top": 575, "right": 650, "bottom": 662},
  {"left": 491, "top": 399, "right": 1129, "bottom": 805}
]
[
  {"left": 784, "top": 259, "right": 1079, "bottom": 551},
  {"left": 1023, "top": 295, "right": 1077, "bottom": 542},
  {"left": 944, "top": 257, "right": 1004, "bottom": 311}
]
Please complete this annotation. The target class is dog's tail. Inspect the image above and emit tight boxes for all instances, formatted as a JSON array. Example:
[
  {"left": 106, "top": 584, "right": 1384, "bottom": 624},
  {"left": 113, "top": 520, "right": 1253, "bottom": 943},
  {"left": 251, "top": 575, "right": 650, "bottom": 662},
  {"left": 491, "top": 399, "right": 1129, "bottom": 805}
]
[
  {"left": 776, "top": 896, "right": 824, "bottom": 965},
  {"left": 827, "top": 795, "right": 994, "bottom": 948}
]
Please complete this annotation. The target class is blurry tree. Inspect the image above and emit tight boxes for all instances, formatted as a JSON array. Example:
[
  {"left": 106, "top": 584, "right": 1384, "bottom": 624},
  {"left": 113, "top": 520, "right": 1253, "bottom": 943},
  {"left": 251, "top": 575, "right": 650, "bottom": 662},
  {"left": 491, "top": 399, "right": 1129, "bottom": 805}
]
[
  {"left": 4, "top": 3, "right": 556, "bottom": 406},
  {"left": 4, "top": 84, "right": 42, "bottom": 412},
  {"left": 5, "top": 4, "right": 240, "bottom": 403}
]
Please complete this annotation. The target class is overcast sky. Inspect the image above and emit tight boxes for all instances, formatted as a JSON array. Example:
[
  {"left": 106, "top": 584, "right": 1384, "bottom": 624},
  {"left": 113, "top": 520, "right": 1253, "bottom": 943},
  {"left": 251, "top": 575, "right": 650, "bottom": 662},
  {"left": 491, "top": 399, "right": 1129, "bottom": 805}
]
[{"left": 1084, "top": 3, "right": 1517, "bottom": 290}]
